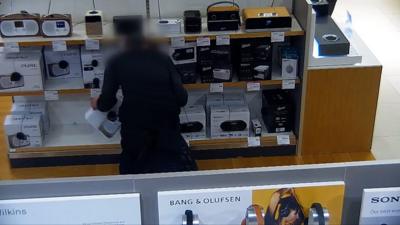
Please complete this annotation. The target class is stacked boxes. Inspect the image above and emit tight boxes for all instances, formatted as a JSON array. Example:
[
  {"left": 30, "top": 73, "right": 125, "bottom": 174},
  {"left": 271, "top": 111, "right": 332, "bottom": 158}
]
[
  {"left": 169, "top": 42, "right": 197, "bottom": 84},
  {"left": 4, "top": 114, "right": 43, "bottom": 149},
  {"left": 179, "top": 105, "right": 206, "bottom": 140},
  {"left": 197, "top": 45, "right": 232, "bottom": 83},
  {"left": 0, "top": 49, "right": 44, "bottom": 92},
  {"left": 238, "top": 39, "right": 272, "bottom": 81},
  {"left": 44, "top": 46, "right": 82, "bottom": 80},
  {"left": 261, "top": 89, "right": 294, "bottom": 133},
  {"left": 10, "top": 101, "right": 50, "bottom": 134}
]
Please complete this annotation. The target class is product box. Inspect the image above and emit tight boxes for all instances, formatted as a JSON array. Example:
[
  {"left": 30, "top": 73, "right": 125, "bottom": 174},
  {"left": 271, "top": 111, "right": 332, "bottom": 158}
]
[
  {"left": 179, "top": 105, "right": 206, "bottom": 140},
  {"left": 0, "top": 49, "right": 44, "bottom": 92},
  {"left": 11, "top": 101, "right": 50, "bottom": 134},
  {"left": 210, "top": 105, "right": 250, "bottom": 138},
  {"left": 85, "top": 102, "right": 121, "bottom": 139},
  {"left": 80, "top": 47, "right": 106, "bottom": 89},
  {"left": 281, "top": 47, "right": 298, "bottom": 79},
  {"left": 206, "top": 93, "right": 224, "bottom": 107},
  {"left": 4, "top": 114, "right": 43, "bottom": 149},
  {"left": 44, "top": 46, "right": 82, "bottom": 80}
]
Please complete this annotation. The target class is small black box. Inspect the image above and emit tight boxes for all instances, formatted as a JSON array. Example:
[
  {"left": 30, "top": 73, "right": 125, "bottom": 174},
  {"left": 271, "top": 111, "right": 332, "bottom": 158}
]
[
  {"left": 311, "top": 0, "right": 330, "bottom": 17},
  {"left": 113, "top": 15, "right": 143, "bottom": 36},
  {"left": 315, "top": 16, "right": 350, "bottom": 56},
  {"left": 184, "top": 10, "right": 202, "bottom": 33}
]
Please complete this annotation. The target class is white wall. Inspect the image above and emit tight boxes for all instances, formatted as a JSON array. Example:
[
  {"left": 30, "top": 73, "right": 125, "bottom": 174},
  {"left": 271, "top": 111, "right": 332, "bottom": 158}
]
[
  {"left": 0, "top": 0, "right": 293, "bottom": 22},
  {"left": 0, "top": 0, "right": 147, "bottom": 23}
]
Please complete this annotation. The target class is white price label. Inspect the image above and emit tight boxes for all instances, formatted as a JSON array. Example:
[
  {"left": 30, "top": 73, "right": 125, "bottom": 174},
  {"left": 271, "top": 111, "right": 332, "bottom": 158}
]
[
  {"left": 4, "top": 42, "right": 20, "bottom": 52},
  {"left": 196, "top": 37, "right": 211, "bottom": 46},
  {"left": 216, "top": 35, "right": 230, "bottom": 46},
  {"left": 90, "top": 88, "right": 101, "bottom": 97},
  {"left": 247, "top": 82, "right": 261, "bottom": 92},
  {"left": 85, "top": 39, "right": 100, "bottom": 50},
  {"left": 248, "top": 136, "right": 261, "bottom": 147},
  {"left": 209, "top": 83, "right": 224, "bottom": 93},
  {"left": 52, "top": 40, "right": 67, "bottom": 51},
  {"left": 277, "top": 135, "right": 290, "bottom": 145},
  {"left": 282, "top": 79, "right": 296, "bottom": 89},
  {"left": 271, "top": 32, "right": 285, "bottom": 43},
  {"left": 44, "top": 90, "right": 59, "bottom": 101},
  {"left": 171, "top": 36, "right": 185, "bottom": 47}
]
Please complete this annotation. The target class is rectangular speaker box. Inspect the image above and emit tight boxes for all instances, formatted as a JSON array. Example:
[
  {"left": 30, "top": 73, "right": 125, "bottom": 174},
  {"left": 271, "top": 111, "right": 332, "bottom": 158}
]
[
  {"left": 207, "top": 5, "right": 240, "bottom": 31},
  {"left": 315, "top": 16, "right": 350, "bottom": 56},
  {"left": 184, "top": 10, "right": 202, "bottom": 33},
  {"left": 0, "top": 11, "right": 40, "bottom": 37},
  {"left": 243, "top": 7, "right": 292, "bottom": 31},
  {"left": 40, "top": 14, "right": 72, "bottom": 37},
  {"left": 85, "top": 10, "right": 103, "bottom": 36}
]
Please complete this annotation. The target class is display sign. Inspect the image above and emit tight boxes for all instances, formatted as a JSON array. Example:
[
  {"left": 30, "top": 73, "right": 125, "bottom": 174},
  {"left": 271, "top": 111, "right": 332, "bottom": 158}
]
[
  {"left": 158, "top": 181, "right": 345, "bottom": 225},
  {"left": 85, "top": 39, "right": 100, "bottom": 50},
  {"left": 52, "top": 40, "right": 67, "bottom": 52},
  {"left": 0, "top": 193, "right": 141, "bottom": 225},
  {"left": 271, "top": 32, "right": 285, "bottom": 43},
  {"left": 359, "top": 187, "right": 400, "bottom": 225}
]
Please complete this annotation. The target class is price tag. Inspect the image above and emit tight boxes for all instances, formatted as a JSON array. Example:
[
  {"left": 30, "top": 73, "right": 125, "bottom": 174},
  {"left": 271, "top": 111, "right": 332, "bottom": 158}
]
[
  {"left": 216, "top": 35, "right": 230, "bottom": 46},
  {"left": 248, "top": 136, "right": 261, "bottom": 147},
  {"left": 171, "top": 36, "right": 185, "bottom": 47},
  {"left": 9, "top": 148, "right": 16, "bottom": 153},
  {"left": 196, "top": 37, "right": 211, "bottom": 46},
  {"left": 44, "top": 90, "right": 59, "bottom": 101},
  {"left": 247, "top": 82, "right": 261, "bottom": 92},
  {"left": 4, "top": 42, "right": 20, "bottom": 52},
  {"left": 90, "top": 88, "right": 101, "bottom": 98},
  {"left": 271, "top": 32, "right": 285, "bottom": 43},
  {"left": 52, "top": 40, "right": 67, "bottom": 52},
  {"left": 277, "top": 135, "right": 290, "bottom": 145},
  {"left": 209, "top": 83, "right": 224, "bottom": 93},
  {"left": 85, "top": 39, "right": 100, "bottom": 50},
  {"left": 282, "top": 79, "right": 296, "bottom": 89}
]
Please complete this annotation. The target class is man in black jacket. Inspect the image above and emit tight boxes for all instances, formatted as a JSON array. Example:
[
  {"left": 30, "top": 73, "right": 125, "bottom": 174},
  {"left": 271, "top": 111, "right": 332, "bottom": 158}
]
[{"left": 91, "top": 40, "right": 192, "bottom": 174}]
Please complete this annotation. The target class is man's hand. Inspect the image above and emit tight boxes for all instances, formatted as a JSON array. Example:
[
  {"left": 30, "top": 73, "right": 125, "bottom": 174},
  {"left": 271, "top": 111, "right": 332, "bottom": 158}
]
[{"left": 90, "top": 97, "right": 99, "bottom": 110}]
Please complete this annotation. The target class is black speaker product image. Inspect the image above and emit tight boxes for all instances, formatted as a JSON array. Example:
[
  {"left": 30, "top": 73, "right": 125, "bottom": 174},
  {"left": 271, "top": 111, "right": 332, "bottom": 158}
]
[
  {"left": 315, "top": 16, "right": 350, "bottom": 56},
  {"left": 172, "top": 47, "right": 196, "bottom": 61},
  {"left": 176, "top": 63, "right": 197, "bottom": 84},
  {"left": 207, "top": 1, "right": 240, "bottom": 31},
  {"left": 184, "top": 10, "right": 202, "bottom": 33},
  {"left": 262, "top": 89, "right": 294, "bottom": 133},
  {"left": 180, "top": 121, "right": 204, "bottom": 133},
  {"left": 113, "top": 15, "right": 143, "bottom": 36},
  {"left": 220, "top": 120, "right": 247, "bottom": 131}
]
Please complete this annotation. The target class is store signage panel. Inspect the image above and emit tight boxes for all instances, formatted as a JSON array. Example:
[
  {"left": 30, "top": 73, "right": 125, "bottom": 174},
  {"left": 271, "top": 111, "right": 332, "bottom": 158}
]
[
  {"left": 0, "top": 193, "right": 141, "bottom": 225},
  {"left": 360, "top": 187, "right": 400, "bottom": 225},
  {"left": 158, "top": 181, "right": 345, "bottom": 225}
]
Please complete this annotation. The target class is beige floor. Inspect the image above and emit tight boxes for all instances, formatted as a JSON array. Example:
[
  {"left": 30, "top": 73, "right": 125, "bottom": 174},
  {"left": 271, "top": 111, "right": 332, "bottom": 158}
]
[{"left": 333, "top": 0, "right": 400, "bottom": 159}]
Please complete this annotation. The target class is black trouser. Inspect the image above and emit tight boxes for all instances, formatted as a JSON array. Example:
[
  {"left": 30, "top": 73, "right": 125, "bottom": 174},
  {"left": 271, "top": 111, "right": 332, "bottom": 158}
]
[{"left": 119, "top": 121, "right": 196, "bottom": 174}]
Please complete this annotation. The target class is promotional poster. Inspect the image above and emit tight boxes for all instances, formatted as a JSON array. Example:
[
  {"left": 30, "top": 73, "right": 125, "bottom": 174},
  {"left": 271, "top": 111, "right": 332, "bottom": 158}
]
[
  {"left": 158, "top": 181, "right": 345, "bottom": 225},
  {"left": 0, "top": 193, "right": 141, "bottom": 225}
]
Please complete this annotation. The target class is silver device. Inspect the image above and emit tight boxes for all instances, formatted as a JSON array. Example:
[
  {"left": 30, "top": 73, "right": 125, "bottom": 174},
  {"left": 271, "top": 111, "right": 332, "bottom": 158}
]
[
  {"left": 8, "top": 132, "right": 30, "bottom": 148},
  {"left": 308, "top": 203, "right": 329, "bottom": 225},
  {"left": 0, "top": 72, "right": 24, "bottom": 90},
  {"left": 99, "top": 111, "right": 121, "bottom": 138},
  {"left": 48, "top": 60, "right": 70, "bottom": 77},
  {"left": 0, "top": 11, "right": 40, "bottom": 37}
]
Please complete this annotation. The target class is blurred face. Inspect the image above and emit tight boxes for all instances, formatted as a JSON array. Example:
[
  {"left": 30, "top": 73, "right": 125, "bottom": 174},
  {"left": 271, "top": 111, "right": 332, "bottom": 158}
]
[{"left": 281, "top": 209, "right": 300, "bottom": 225}]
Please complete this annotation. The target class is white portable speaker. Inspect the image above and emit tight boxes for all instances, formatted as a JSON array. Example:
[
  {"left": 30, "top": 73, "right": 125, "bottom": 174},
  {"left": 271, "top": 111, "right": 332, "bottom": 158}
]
[
  {"left": 41, "top": 14, "right": 72, "bottom": 37},
  {"left": 0, "top": 11, "right": 40, "bottom": 37}
]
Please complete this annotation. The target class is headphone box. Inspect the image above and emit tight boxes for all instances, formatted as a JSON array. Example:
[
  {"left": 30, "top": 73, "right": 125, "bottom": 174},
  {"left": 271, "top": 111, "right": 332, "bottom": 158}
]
[
  {"left": 179, "top": 105, "right": 206, "bottom": 140},
  {"left": 207, "top": 4, "right": 240, "bottom": 31},
  {"left": 113, "top": 15, "right": 143, "bottom": 35},
  {"left": 0, "top": 49, "right": 44, "bottom": 92},
  {"left": 0, "top": 11, "right": 41, "bottom": 37},
  {"left": 184, "top": 10, "right": 202, "bottom": 33},
  {"left": 210, "top": 104, "right": 250, "bottom": 138},
  {"left": 4, "top": 114, "right": 43, "bottom": 149},
  {"left": 11, "top": 101, "right": 50, "bottom": 134},
  {"left": 315, "top": 16, "right": 350, "bottom": 56},
  {"left": 280, "top": 47, "right": 298, "bottom": 79},
  {"left": 80, "top": 46, "right": 105, "bottom": 89},
  {"left": 85, "top": 10, "right": 103, "bottom": 36},
  {"left": 40, "top": 14, "right": 72, "bottom": 37},
  {"left": 243, "top": 7, "right": 292, "bottom": 31},
  {"left": 44, "top": 46, "right": 82, "bottom": 80}
]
